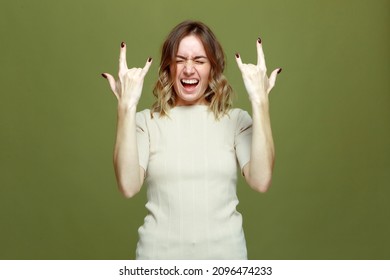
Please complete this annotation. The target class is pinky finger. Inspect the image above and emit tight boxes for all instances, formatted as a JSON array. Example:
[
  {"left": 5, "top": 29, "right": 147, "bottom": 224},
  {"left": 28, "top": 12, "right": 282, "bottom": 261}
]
[
  {"left": 102, "top": 73, "right": 119, "bottom": 99},
  {"left": 268, "top": 68, "right": 282, "bottom": 93},
  {"left": 235, "top": 53, "right": 244, "bottom": 72},
  {"left": 141, "top": 57, "right": 153, "bottom": 76}
]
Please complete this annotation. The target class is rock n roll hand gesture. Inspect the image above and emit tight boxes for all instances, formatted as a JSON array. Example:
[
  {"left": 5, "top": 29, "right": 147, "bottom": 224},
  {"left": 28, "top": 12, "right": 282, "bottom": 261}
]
[
  {"left": 236, "top": 38, "right": 282, "bottom": 193},
  {"left": 101, "top": 42, "right": 152, "bottom": 198},
  {"left": 102, "top": 42, "right": 152, "bottom": 109},
  {"left": 235, "top": 38, "right": 281, "bottom": 104}
]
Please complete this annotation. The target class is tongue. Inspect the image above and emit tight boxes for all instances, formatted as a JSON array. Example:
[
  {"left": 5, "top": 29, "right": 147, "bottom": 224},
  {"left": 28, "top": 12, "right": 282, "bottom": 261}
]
[{"left": 183, "top": 83, "right": 197, "bottom": 91}]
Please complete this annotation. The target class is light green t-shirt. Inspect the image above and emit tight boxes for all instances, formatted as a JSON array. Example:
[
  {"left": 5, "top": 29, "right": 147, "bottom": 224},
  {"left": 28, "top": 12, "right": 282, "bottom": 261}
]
[{"left": 135, "top": 105, "right": 252, "bottom": 259}]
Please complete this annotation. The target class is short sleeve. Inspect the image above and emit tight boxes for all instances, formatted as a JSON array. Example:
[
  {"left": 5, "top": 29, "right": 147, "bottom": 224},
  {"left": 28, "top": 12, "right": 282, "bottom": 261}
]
[
  {"left": 235, "top": 110, "right": 252, "bottom": 172},
  {"left": 136, "top": 111, "right": 150, "bottom": 171}
]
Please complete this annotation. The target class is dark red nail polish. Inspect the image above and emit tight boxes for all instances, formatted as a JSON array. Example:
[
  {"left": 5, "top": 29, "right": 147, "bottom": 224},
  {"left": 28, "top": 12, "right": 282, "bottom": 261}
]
[
  {"left": 121, "top": 42, "right": 125, "bottom": 48},
  {"left": 101, "top": 73, "right": 107, "bottom": 79},
  {"left": 148, "top": 57, "right": 152, "bottom": 62},
  {"left": 277, "top": 68, "right": 282, "bottom": 74},
  {"left": 235, "top": 53, "right": 240, "bottom": 58},
  {"left": 257, "top": 37, "right": 262, "bottom": 44}
]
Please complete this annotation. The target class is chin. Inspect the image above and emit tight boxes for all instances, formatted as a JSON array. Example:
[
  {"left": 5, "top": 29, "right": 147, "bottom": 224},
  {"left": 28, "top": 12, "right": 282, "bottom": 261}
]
[{"left": 176, "top": 93, "right": 205, "bottom": 106}]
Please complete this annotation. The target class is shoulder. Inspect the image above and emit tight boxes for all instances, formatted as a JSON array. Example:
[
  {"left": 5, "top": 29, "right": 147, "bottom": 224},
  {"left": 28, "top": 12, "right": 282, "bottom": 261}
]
[
  {"left": 227, "top": 108, "right": 252, "bottom": 134},
  {"left": 137, "top": 108, "right": 169, "bottom": 120},
  {"left": 136, "top": 108, "right": 160, "bottom": 123},
  {"left": 228, "top": 108, "right": 252, "bottom": 122},
  {"left": 136, "top": 108, "right": 151, "bottom": 119},
  {"left": 135, "top": 109, "right": 153, "bottom": 130}
]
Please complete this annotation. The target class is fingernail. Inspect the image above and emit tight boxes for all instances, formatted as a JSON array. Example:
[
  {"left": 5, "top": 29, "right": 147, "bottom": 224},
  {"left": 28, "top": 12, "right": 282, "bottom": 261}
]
[
  {"left": 277, "top": 68, "right": 282, "bottom": 74},
  {"left": 235, "top": 53, "right": 240, "bottom": 58},
  {"left": 101, "top": 73, "right": 107, "bottom": 79},
  {"left": 121, "top": 42, "right": 125, "bottom": 48},
  {"left": 257, "top": 37, "right": 262, "bottom": 44},
  {"left": 148, "top": 57, "right": 152, "bottom": 62}
]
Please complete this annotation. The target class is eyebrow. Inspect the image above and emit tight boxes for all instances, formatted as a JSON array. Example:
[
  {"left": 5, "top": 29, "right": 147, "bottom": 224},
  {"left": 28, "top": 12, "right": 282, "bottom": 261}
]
[{"left": 176, "top": 55, "right": 208, "bottom": 60}]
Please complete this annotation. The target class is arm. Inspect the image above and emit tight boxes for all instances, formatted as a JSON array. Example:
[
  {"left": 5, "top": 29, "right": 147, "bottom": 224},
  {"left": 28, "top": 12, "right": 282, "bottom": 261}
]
[
  {"left": 236, "top": 38, "right": 282, "bottom": 193},
  {"left": 102, "top": 42, "right": 152, "bottom": 198},
  {"left": 113, "top": 105, "right": 144, "bottom": 198}
]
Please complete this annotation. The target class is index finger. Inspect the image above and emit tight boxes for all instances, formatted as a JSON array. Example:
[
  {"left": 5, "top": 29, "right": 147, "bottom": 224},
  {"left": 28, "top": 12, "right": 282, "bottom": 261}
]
[
  {"left": 119, "top": 42, "right": 128, "bottom": 72},
  {"left": 256, "top": 38, "right": 266, "bottom": 70}
]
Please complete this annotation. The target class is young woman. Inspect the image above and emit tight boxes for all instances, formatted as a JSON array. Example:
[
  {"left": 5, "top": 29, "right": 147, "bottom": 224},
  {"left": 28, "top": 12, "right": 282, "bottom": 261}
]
[{"left": 102, "top": 20, "right": 282, "bottom": 259}]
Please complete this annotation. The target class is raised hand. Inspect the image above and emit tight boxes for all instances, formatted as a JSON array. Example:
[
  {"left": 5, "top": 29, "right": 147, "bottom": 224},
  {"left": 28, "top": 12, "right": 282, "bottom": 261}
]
[
  {"left": 235, "top": 38, "right": 281, "bottom": 104},
  {"left": 102, "top": 42, "right": 152, "bottom": 109}
]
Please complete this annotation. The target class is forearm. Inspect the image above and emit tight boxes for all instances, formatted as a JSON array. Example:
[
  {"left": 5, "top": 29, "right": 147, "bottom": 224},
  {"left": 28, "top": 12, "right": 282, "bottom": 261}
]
[
  {"left": 113, "top": 104, "right": 143, "bottom": 198},
  {"left": 247, "top": 98, "right": 275, "bottom": 192}
]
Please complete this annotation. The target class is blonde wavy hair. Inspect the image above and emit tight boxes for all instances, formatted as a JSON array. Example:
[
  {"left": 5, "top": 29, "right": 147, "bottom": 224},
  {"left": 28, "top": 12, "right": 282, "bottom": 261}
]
[{"left": 151, "top": 20, "right": 234, "bottom": 120}]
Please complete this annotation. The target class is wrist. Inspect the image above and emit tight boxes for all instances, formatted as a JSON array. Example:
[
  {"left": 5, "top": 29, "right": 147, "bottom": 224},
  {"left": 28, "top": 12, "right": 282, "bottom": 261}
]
[
  {"left": 117, "top": 102, "right": 137, "bottom": 116},
  {"left": 250, "top": 95, "right": 269, "bottom": 108}
]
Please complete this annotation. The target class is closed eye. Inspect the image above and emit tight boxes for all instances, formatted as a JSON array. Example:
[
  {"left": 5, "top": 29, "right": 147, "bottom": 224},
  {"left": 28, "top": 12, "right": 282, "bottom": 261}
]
[{"left": 175, "top": 56, "right": 208, "bottom": 65}]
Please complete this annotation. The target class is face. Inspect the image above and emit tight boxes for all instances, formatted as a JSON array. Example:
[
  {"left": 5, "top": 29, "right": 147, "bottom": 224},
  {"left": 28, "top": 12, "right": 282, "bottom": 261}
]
[{"left": 171, "top": 35, "right": 211, "bottom": 106}]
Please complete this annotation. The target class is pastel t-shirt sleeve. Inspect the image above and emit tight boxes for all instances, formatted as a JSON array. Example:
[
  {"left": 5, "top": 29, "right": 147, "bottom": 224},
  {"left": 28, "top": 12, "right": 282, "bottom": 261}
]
[
  {"left": 234, "top": 110, "right": 252, "bottom": 172},
  {"left": 136, "top": 111, "right": 150, "bottom": 172}
]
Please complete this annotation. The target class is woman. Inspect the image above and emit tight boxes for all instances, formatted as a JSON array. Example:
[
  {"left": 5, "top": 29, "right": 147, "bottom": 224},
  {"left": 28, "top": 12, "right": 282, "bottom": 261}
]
[{"left": 102, "top": 20, "right": 281, "bottom": 259}]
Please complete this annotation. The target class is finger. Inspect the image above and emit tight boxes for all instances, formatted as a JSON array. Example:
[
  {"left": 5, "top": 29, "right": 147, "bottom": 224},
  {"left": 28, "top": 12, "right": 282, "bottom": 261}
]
[
  {"left": 268, "top": 68, "right": 282, "bottom": 93},
  {"left": 102, "top": 72, "right": 119, "bottom": 99},
  {"left": 235, "top": 53, "right": 244, "bottom": 72},
  {"left": 119, "top": 42, "right": 128, "bottom": 72},
  {"left": 141, "top": 57, "right": 153, "bottom": 76},
  {"left": 256, "top": 38, "right": 266, "bottom": 70}
]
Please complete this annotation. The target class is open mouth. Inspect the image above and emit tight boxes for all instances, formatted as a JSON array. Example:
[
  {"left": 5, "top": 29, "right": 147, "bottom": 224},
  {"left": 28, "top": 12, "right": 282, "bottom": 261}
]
[{"left": 181, "top": 79, "right": 199, "bottom": 91}]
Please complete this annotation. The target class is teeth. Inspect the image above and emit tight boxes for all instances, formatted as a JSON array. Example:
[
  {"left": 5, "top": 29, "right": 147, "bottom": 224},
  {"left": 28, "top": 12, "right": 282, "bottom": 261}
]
[{"left": 181, "top": 79, "right": 198, "bottom": 84}]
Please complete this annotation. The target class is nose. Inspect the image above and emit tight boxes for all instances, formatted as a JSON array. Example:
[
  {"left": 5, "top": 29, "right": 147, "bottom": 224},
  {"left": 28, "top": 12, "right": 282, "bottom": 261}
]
[{"left": 183, "top": 60, "right": 195, "bottom": 75}]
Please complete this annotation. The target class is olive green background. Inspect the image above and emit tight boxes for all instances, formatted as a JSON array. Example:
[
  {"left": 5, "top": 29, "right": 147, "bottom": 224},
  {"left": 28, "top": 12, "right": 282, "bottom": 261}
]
[{"left": 0, "top": 0, "right": 389, "bottom": 259}]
